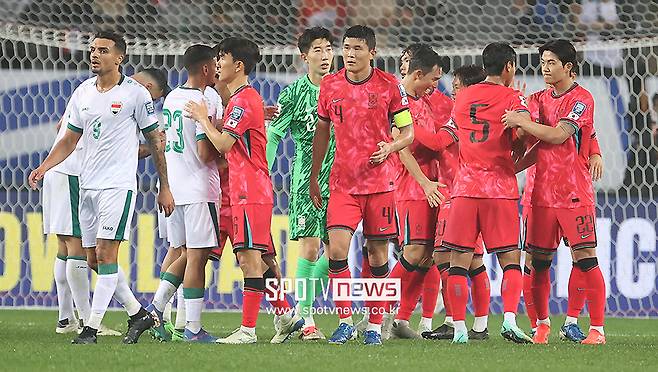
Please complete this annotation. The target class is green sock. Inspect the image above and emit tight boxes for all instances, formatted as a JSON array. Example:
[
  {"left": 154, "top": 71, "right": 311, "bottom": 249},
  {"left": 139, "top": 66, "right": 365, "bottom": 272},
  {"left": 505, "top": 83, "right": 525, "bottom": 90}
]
[
  {"left": 296, "top": 257, "right": 316, "bottom": 318},
  {"left": 312, "top": 255, "right": 330, "bottom": 301}
]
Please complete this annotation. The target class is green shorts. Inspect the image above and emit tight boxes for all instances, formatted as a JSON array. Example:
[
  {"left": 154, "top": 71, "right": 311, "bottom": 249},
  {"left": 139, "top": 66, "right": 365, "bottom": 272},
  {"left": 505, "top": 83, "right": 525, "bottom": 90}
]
[{"left": 288, "top": 192, "right": 329, "bottom": 242}]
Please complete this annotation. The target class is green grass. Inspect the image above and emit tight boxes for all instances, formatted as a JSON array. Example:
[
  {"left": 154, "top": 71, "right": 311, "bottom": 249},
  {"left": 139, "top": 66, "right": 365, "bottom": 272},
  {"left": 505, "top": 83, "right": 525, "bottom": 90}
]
[{"left": 1, "top": 310, "right": 657, "bottom": 371}]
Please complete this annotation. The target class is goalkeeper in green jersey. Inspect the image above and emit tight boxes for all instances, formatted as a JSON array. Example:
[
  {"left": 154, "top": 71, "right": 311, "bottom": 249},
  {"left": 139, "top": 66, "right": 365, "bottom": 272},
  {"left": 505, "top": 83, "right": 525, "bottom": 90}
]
[{"left": 266, "top": 27, "right": 336, "bottom": 341}]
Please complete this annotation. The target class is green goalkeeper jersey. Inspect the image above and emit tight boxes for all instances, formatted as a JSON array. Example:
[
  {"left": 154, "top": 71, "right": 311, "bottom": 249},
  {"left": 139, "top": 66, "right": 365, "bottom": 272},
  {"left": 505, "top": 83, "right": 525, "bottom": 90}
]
[{"left": 267, "top": 74, "right": 335, "bottom": 197}]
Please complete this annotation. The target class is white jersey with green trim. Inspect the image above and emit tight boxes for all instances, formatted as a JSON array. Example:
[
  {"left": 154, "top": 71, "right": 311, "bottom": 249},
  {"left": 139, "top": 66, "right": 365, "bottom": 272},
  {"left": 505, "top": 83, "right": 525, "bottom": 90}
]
[
  {"left": 67, "top": 75, "right": 159, "bottom": 190},
  {"left": 163, "top": 86, "right": 220, "bottom": 205},
  {"left": 50, "top": 101, "right": 83, "bottom": 176}
]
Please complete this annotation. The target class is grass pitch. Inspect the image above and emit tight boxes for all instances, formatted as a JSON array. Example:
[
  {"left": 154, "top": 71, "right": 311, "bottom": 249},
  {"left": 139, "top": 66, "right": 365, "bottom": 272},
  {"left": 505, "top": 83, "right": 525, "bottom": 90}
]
[{"left": 1, "top": 310, "right": 656, "bottom": 371}]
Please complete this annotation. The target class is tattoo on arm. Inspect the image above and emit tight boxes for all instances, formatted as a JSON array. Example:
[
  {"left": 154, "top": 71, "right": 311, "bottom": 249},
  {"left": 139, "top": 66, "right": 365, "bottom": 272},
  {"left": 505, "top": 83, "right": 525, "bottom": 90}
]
[{"left": 144, "top": 129, "right": 169, "bottom": 188}]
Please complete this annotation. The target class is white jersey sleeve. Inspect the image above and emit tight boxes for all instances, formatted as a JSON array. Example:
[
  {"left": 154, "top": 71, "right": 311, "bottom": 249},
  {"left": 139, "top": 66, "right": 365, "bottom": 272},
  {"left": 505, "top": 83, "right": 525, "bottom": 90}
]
[
  {"left": 50, "top": 98, "right": 84, "bottom": 175},
  {"left": 135, "top": 86, "right": 159, "bottom": 132}
]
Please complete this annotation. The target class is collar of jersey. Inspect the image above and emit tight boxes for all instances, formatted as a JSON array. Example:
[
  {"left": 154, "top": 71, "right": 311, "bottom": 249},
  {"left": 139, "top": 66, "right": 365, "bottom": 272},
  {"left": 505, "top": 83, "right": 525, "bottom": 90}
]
[
  {"left": 231, "top": 85, "right": 249, "bottom": 97},
  {"left": 550, "top": 82, "right": 579, "bottom": 99},
  {"left": 179, "top": 85, "right": 203, "bottom": 92},
  {"left": 344, "top": 68, "right": 374, "bottom": 85},
  {"left": 95, "top": 74, "right": 125, "bottom": 91}
]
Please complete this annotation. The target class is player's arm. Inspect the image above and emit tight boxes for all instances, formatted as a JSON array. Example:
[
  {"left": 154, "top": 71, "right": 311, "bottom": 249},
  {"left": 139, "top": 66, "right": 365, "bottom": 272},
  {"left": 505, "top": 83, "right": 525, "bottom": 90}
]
[
  {"left": 309, "top": 118, "right": 330, "bottom": 209},
  {"left": 197, "top": 115, "right": 222, "bottom": 164},
  {"left": 514, "top": 141, "right": 539, "bottom": 173},
  {"left": 266, "top": 88, "right": 293, "bottom": 170},
  {"left": 138, "top": 130, "right": 164, "bottom": 159},
  {"left": 28, "top": 126, "right": 81, "bottom": 189},
  {"left": 370, "top": 109, "right": 414, "bottom": 164},
  {"left": 414, "top": 122, "right": 457, "bottom": 152},
  {"left": 185, "top": 100, "right": 236, "bottom": 153},
  {"left": 504, "top": 110, "right": 575, "bottom": 145},
  {"left": 589, "top": 133, "right": 603, "bottom": 181}
]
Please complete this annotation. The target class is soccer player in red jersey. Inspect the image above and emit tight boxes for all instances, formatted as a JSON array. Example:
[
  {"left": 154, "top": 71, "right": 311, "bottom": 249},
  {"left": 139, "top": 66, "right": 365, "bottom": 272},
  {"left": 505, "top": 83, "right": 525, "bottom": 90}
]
[
  {"left": 185, "top": 37, "right": 301, "bottom": 344},
  {"left": 442, "top": 42, "right": 533, "bottom": 344},
  {"left": 310, "top": 25, "right": 414, "bottom": 345},
  {"left": 383, "top": 44, "right": 445, "bottom": 340},
  {"left": 504, "top": 39, "right": 606, "bottom": 345},
  {"left": 418, "top": 65, "right": 492, "bottom": 341}
]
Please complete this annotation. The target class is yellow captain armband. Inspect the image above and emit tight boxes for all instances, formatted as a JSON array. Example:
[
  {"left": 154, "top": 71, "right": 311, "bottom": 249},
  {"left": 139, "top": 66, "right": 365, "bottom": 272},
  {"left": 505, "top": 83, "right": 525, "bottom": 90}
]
[{"left": 393, "top": 109, "right": 412, "bottom": 128}]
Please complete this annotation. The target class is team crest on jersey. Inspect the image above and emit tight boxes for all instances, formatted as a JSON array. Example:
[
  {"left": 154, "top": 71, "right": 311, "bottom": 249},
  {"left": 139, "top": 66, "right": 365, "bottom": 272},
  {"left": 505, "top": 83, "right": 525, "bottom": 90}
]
[
  {"left": 568, "top": 101, "right": 587, "bottom": 121},
  {"left": 368, "top": 93, "right": 378, "bottom": 109},
  {"left": 225, "top": 106, "right": 245, "bottom": 129},
  {"left": 110, "top": 101, "right": 122, "bottom": 115},
  {"left": 398, "top": 84, "right": 409, "bottom": 106}
]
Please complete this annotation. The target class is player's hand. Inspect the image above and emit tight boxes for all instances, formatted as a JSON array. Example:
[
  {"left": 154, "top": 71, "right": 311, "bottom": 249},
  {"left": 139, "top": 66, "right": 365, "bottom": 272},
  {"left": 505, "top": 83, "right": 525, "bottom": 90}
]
[
  {"left": 502, "top": 110, "right": 525, "bottom": 129},
  {"left": 370, "top": 141, "right": 393, "bottom": 164},
  {"left": 184, "top": 100, "right": 209, "bottom": 123},
  {"left": 158, "top": 186, "right": 175, "bottom": 217},
  {"left": 511, "top": 139, "right": 526, "bottom": 163},
  {"left": 513, "top": 80, "right": 527, "bottom": 96},
  {"left": 28, "top": 166, "right": 46, "bottom": 190},
  {"left": 264, "top": 106, "right": 279, "bottom": 121},
  {"left": 309, "top": 178, "right": 322, "bottom": 210},
  {"left": 421, "top": 180, "right": 447, "bottom": 208},
  {"left": 589, "top": 154, "right": 604, "bottom": 181}
]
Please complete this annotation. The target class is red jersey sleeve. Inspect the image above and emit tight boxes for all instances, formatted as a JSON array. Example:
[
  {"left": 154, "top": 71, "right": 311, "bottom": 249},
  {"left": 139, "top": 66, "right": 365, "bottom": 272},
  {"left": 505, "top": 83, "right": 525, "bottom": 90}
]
[
  {"left": 389, "top": 82, "right": 410, "bottom": 115},
  {"left": 560, "top": 94, "right": 594, "bottom": 133},
  {"left": 317, "top": 79, "right": 331, "bottom": 121},
  {"left": 509, "top": 90, "right": 530, "bottom": 113},
  {"left": 223, "top": 95, "right": 252, "bottom": 137},
  {"left": 590, "top": 133, "right": 601, "bottom": 156}
]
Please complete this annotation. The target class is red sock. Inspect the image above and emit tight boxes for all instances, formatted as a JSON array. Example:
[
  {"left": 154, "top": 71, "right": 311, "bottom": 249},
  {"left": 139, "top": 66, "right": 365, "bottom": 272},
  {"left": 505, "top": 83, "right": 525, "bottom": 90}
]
[
  {"left": 361, "top": 250, "right": 371, "bottom": 279},
  {"left": 523, "top": 267, "right": 537, "bottom": 328},
  {"left": 421, "top": 265, "right": 440, "bottom": 318},
  {"left": 469, "top": 266, "right": 490, "bottom": 317},
  {"left": 329, "top": 259, "right": 352, "bottom": 319},
  {"left": 367, "top": 263, "right": 390, "bottom": 325},
  {"left": 397, "top": 270, "right": 424, "bottom": 321},
  {"left": 447, "top": 268, "right": 468, "bottom": 321},
  {"left": 531, "top": 262, "right": 552, "bottom": 321},
  {"left": 438, "top": 264, "right": 452, "bottom": 318},
  {"left": 566, "top": 264, "right": 586, "bottom": 318},
  {"left": 582, "top": 263, "right": 606, "bottom": 327},
  {"left": 264, "top": 283, "right": 291, "bottom": 316},
  {"left": 242, "top": 278, "right": 264, "bottom": 327},
  {"left": 501, "top": 265, "right": 522, "bottom": 314}
]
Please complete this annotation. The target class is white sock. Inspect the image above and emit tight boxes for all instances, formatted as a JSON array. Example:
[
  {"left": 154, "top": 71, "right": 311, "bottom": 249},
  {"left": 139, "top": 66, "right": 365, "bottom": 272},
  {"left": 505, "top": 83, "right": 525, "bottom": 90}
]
[
  {"left": 420, "top": 316, "right": 432, "bottom": 329},
  {"left": 114, "top": 267, "right": 142, "bottom": 316},
  {"left": 339, "top": 316, "right": 353, "bottom": 326},
  {"left": 185, "top": 298, "right": 203, "bottom": 333},
  {"left": 453, "top": 320, "right": 467, "bottom": 333},
  {"left": 241, "top": 325, "right": 256, "bottom": 335},
  {"left": 537, "top": 317, "right": 551, "bottom": 326},
  {"left": 366, "top": 322, "right": 382, "bottom": 333},
  {"left": 175, "top": 288, "right": 186, "bottom": 329},
  {"left": 564, "top": 316, "right": 578, "bottom": 326},
  {"left": 152, "top": 280, "right": 178, "bottom": 313},
  {"left": 87, "top": 272, "right": 118, "bottom": 330},
  {"left": 590, "top": 326, "right": 604, "bottom": 335},
  {"left": 66, "top": 257, "right": 91, "bottom": 323},
  {"left": 444, "top": 316, "right": 454, "bottom": 326},
  {"left": 503, "top": 312, "right": 517, "bottom": 326},
  {"left": 164, "top": 297, "right": 173, "bottom": 322},
  {"left": 473, "top": 315, "right": 488, "bottom": 332},
  {"left": 54, "top": 257, "right": 74, "bottom": 321}
]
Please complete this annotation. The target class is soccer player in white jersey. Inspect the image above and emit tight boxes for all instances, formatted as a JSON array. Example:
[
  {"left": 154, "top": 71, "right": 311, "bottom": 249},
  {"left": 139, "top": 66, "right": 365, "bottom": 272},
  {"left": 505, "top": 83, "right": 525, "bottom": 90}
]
[
  {"left": 29, "top": 31, "right": 175, "bottom": 344},
  {"left": 45, "top": 67, "right": 170, "bottom": 336},
  {"left": 124, "top": 45, "right": 222, "bottom": 343}
]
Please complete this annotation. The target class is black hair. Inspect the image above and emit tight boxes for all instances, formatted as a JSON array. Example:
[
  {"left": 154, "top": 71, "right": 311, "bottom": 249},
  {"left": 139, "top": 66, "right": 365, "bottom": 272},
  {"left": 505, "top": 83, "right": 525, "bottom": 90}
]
[
  {"left": 139, "top": 68, "right": 171, "bottom": 97},
  {"left": 298, "top": 27, "right": 334, "bottom": 54},
  {"left": 401, "top": 43, "right": 424, "bottom": 60},
  {"left": 539, "top": 39, "right": 579, "bottom": 75},
  {"left": 217, "top": 37, "right": 261, "bottom": 74},
  {"left": 453, "top": 64, "right": 487, "bottom": 87},
  {"left": 482, "top": 42, "right": 516, "bottom": 76},
  {"left": 407, "top": 45, "right": 442, "bottom": 75},
  {"left": 343, "top": 25, "right": 376, "bottom": 50},
  {"left": 183, "top": 44, "right": 216, "bottom": 73},
  {"left": 93, "top": 31, "right": 126, "bottom": 56}
]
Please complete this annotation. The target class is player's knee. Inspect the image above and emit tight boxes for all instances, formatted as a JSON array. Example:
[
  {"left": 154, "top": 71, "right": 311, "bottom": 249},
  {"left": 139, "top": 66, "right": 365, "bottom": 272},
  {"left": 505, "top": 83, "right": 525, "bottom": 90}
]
[
  {"left": 328, "top": 258, "right": 349, "bottom": 273},
  {"left": 502, "top": 264, "right": 521, "bottom": 273},
  {"left": 576, "top": 257, "right": 598, "bottom": 272},
  {"left": 531, "top": 258, "right": 552, "bottom": 272},
  {"left": 468, "top": 265, "right": 487, "bottom": 278},
  {"left": 399, "top": 255, "right": 416, "bottom": 272},
  {"left": 370, "top": 262, "right": 389, "bottom": 278}
]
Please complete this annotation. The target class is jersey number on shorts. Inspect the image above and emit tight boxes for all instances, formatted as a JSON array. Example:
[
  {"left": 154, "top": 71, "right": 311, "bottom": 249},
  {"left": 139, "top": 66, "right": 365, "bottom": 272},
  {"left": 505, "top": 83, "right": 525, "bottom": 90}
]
[
  {"left": 576, "top": 215, "right": 594, "bottom": 235},
  {"left": 469, "top": 104, "right": 490, "bottom": 143},
  {"left": 163, "top": 109, "right": 185, "bottom": 153}
]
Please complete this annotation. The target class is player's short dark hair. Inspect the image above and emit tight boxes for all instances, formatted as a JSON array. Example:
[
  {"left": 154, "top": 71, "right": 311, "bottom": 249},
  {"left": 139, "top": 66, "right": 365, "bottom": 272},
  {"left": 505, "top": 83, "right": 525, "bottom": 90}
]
[
  {"left": 183, "top": 44, "right": 216, "bottom": 73},
  {"left": 139, "top": 68, "right": 171, "bottom": 97},
  {"left": 217, "top": 37, "right": 261, "bottom": 74},
  {"left": 343, "top": 25, "right": 376, "bottom": 50},
  {"left": 298, "top": 27, "right": 334, "bottom": 54},
  {"left": 482, "top": 42, "right": 516, "bottom": 76},
  {"left": 539, "top": 39, "right": 579, "bottom": 75},
  {"left": 453, "top": 64, "right": 487, "bottom": 87},
  {"left": 93, "top": 31, "right": 126, "bottom": 56},
  {"left": 407, "top": 45, "right": 442, "bottom": 75}
]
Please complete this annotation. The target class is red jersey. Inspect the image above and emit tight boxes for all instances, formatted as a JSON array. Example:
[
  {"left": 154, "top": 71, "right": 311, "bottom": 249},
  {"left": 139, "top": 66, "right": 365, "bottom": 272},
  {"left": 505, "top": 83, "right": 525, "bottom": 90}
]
[
  {"left": 428, "top": 88, "right": 453, "bottom": 125},
  {"left": 452, "top": 82, "right": 528, "bottom": 199},
  {"left": 317, "top": 68, "right": 410, "bottom": 195},
  {"left": 219, "top": 162, "right": 231, "bottom": 209},
  {"left": 222, "top": 86, "right": 273, "bottom": 205},
  {"left": 396, "top": 94, "right": 438, "bottom": 201},
  {"left": 529, "top": 84, "right": 596, "bottom": 208},
  {"left": 435, "top": 119, "right": 459, "bottom": 198}
]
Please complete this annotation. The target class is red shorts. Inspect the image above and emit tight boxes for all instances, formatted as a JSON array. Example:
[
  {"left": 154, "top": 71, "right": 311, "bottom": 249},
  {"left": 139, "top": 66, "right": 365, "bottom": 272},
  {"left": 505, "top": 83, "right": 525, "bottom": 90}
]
[
  {"left": 327, "top": 190, "right": 397, "bottom": 240},
  {"left": 231, "top": 203, "right": 275, "bottom": 255},
  {"left": 209, "top": 210, "right": 234, "bottom": 261},
  {"left": 398, "top": 200, "right": 436, "bottom": 247},
  {"left": 526, "top": 205, "right": 597, "bottom": 255},
  {"left": 442, "top": 197, "right": 519, "bottom": 255},
  {"left": 434, "top": 201, "right": 484, "bottom": 253}
]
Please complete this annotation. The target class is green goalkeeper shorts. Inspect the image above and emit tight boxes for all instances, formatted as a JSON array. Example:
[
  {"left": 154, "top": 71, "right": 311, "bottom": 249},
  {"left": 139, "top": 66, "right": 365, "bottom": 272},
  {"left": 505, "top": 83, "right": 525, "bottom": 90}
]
[{"left": 288, "top": 192, "right": 329, "bottom": 242}]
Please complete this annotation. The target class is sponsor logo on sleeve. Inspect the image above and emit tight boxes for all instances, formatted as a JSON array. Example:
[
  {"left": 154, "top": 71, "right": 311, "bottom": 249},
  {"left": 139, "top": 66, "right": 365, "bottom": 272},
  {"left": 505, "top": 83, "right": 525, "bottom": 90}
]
[
  {"left": 398, "top": 84, "right": 409, "bottom": 106},
  {"left": 567, "top": 101, "right": 586, "bottom": 121},
  {"left": 145, "top": 101, "right": 155, "bottom": 115},
  {"left": 225, "top": 106, "right": 245, "bottom": 129}
]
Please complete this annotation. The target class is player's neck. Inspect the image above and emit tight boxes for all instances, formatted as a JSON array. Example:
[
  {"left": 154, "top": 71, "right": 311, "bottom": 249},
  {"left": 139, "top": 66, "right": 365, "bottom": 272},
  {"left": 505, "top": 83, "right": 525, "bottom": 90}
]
[
  {"left": 307, "top": 71, "right": 323, "bottom": 86},
  {"left": 346, "top": 66, "right": 372, "bottom": 83},
  {"left": 552, "top": 78, "right": 575, "bottom": 95},
  {"left": 401, "top": 77, "right": 420, "bottom": 98},
  {"left": 96, "top": 70, "right": 122, "bottom": 92},
  {"left": 484, "top": 75, "right": 505, "bottom": 86},
  {"left": 227, "top": 76, "right": 249, "bottom": 95},
  {"left": 184, "top": 75, "right": 206, "bottom": 91}
]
